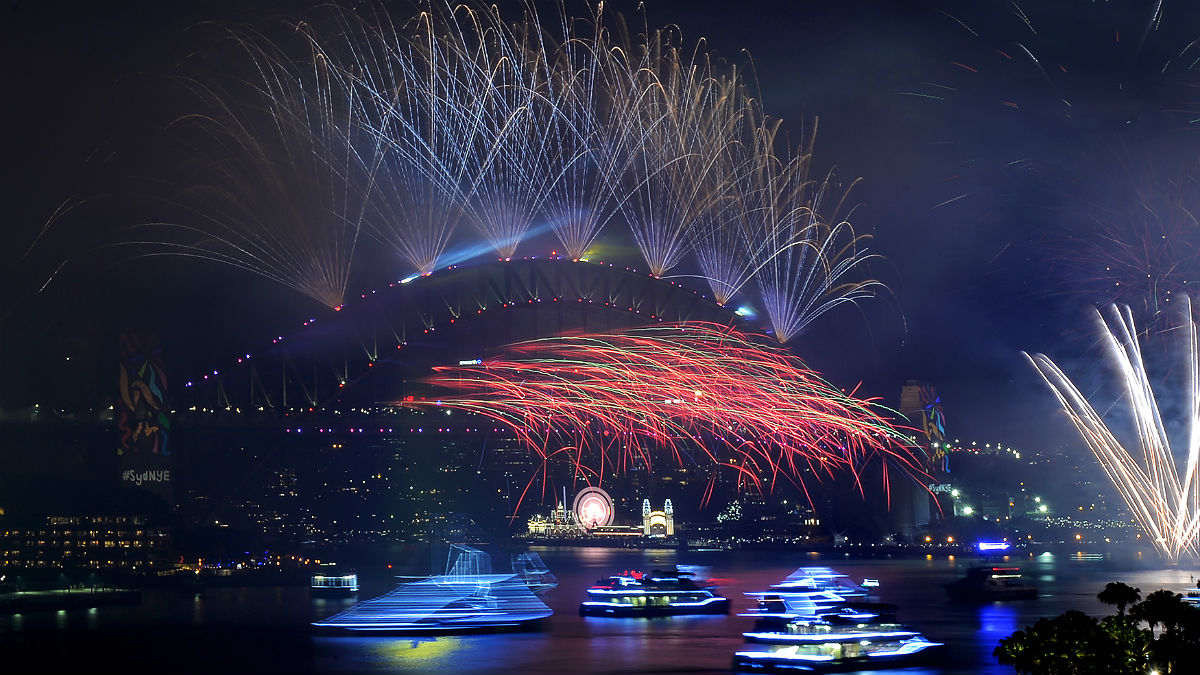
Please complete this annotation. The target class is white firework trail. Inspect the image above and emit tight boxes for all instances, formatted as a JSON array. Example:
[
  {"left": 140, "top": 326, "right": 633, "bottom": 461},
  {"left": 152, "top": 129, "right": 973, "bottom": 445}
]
[
  {"left": 338, "top": 1, "right": 498, "bottom": 275},
  {"left": 538, "top": 3, "right": 635, "bottom": 261},
  {"left": 1024, "top": 298, "right": 1200, "bottom": 562},
  {"left": 142, "top": 21, "right": 372, "bottom": 309},
  {"left": 133, "top": 0, "right": 890, "bottom": 337},
  {"left": 609, "top": 22, "right": 746, "bottom": 278},
  {"left": 750, "top": 118, "right": 881, "bottom": 343}
]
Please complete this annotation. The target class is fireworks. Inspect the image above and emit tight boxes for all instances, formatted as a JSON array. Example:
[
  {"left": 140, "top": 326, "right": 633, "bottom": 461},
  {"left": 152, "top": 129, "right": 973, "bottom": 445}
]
[
  {"left": 130, "top": 0, "right": 883, "bottom": 335},
  {"left": 1050, "top": 148, "right": 1198, "bottom": 326},
  {"left": 608, "top": 21, "right": 747, "bottom": 279},
  {"left": 1024, "top": 298, "right": 1200, "bottom": 562},
  {"left": 744, "top": 119, "right": 882, "bottom": 344},
  {"left": 139, "top": 20, "right": 373, "bottom": 309},
  {"left": 408, "top": 321, "right": 928, "bottom": 504}
]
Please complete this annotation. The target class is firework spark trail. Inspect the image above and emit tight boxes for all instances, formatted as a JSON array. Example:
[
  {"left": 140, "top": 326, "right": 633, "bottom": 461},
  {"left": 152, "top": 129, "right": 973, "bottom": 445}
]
[
  {"left": 1051, "top": 150, "right": 1199, "bottom": 325},
  {"left": 747, "top": 119, "right": 883, "bottom": 343},
  {"left": 607, "top": 19, "right": 747, "bottom": 279},
  {"left": 142, "top": 21, "right": 372, "bottom": 309},
  {"left": 689, "top": 102, "right": 783, "bottom": 307},
  {"left": 539, "top": 3, "right": 638, "bottom": 261},
  {"left": 454, "top": 3, "right": 566, "bottom": 259},
  {"left": 408, "top": 322, "right": 927, "bottom": 499},
  {"left": 338, "top": 1, "right": 501, "bottom": 275},
  {"left": 1024, "top": 298, "right": 1200, "bottom": 562}
]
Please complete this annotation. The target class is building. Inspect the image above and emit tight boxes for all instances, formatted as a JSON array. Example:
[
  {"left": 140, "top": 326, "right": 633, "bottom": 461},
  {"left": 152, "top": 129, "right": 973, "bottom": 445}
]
[
  {"left": 641, "top": 498, "right": 674, "bottom": 537},
  {"left": 0, "top": 514, "right": 172, "bottom": 571},
  {"left": 524, "top": 488, "right": 678, "bottom": 544}
]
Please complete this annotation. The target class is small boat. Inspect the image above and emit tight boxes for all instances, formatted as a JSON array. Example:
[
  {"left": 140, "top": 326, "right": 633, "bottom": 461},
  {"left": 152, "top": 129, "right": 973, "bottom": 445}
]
[
  {"left": 741, "top": 591, "right": 898, "bottom": 630},
  {"left": 580, "top": 566, "right": 730, "bottom": 617},
  {"left": 511, "top": 551, "right": 558, "bottom": 595},
  {"left": 945, "top": 565, "right": 1038, "bottom": 602},
  {"left": 733, "top": 614, "right": 946, "bottom": 672},
  {"left": 310, "top": 571, "right": 359, "bottom": 598},
  {"left": 1182, "top": 585, "right": 1200, "bottom": 606}
]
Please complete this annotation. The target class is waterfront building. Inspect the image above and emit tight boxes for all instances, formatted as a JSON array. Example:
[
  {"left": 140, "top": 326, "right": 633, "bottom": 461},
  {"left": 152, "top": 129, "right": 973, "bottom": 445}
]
[{"left": 0, "top": 514, "right": 172, "bottom": 571}]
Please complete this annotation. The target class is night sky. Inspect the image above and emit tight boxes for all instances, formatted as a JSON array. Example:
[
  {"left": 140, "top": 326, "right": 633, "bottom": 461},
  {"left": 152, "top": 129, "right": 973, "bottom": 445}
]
[{"left": 4, "top": 0, "right": 1199, "bottom": 454}]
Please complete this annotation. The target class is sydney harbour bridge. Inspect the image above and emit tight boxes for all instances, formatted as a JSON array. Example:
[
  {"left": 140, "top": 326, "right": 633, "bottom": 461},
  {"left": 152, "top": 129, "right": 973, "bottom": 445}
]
[{"left": 174, "top": 257, "right": 753, "bottom": 418}]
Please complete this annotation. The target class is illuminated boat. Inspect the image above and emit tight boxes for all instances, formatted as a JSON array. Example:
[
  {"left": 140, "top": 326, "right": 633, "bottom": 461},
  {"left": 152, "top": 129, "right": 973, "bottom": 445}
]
[
  {"left": 511, "top": 551, "right": 558, "bottom": 595},
  {"left": 1182, "top": 586, "right": 1200, "bottom": 606},
  {"left": 742, "top": 567, "right": 895, "bottom": 629},
  {"left": 579, "top": 566, "right": 730, "bottom": 617},
  {"left": 944, "top": 565, "right": 1038, "bottom": 602},
  {"left": 741, "top": 592, "right": 897, "bottom": 630},
  {"left": 733, "top": 615, "right": 946, "bottom": 672},
  {"left": 770, "top": 567, "right": 876, "bottom": 600},
  {"left": 312, "top": 545, "right": 552, "bottom": 633},
  {"left": 310, "top": 571, "right": 359, "bottom": 598}
]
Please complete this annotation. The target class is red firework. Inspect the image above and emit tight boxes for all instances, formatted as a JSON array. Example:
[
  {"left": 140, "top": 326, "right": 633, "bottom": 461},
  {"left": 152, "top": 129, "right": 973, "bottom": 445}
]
[{"left": 404, "top": 322, "right": 929, "bottom": 511}]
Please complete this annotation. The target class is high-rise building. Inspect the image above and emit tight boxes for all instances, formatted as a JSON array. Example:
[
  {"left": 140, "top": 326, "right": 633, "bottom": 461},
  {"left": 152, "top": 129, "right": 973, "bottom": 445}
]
[
  {"left": 897, "top": 380, "right": 951, "bottom": 531},
  {"left": 116, "top": 332, "right": 172, "bottom": 505}
]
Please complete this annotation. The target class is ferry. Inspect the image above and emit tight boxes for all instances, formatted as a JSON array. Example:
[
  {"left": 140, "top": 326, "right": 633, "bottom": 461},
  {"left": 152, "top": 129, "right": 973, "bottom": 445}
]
[
  {"left": 944, "top": 565, "right": 1038, "bottom": 602},
  {"left": 310, "top": 571, "right": 359, "bottom": 598},
  {"left": 580, "top": 566, "right": 730, "bottom": 617},
  {"left": 733, "top": 615, "right": 946, "bottom": 672},
  {"left": 741, "top": 592, "right": 898, "bottom": 631}
]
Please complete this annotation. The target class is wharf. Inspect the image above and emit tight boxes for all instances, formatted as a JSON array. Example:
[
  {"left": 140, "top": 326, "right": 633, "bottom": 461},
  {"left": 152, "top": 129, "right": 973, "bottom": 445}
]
[{"left": 0, "top": 588, "right": 141, "bottom": 614}]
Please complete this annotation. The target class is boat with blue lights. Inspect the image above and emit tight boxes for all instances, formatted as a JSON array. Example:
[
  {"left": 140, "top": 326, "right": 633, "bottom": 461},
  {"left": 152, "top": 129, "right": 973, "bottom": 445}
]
[
  {"left": 311, "top": 545, "right": 553, "bottom": 633},
  {"left": 769, "top": 567, "right": 877, "bottom": 601},
  {"left": 580, "top": 566, "right": 730, "bottom": 617},
  {"left": 733, "top": 565, "right": 943, "bottom": 671},
  {"left": 741, "top": 567, "right": 896, "bottom": 628},
  {"left": 733, "top": 614, "right": 946, "bottom": 672}
]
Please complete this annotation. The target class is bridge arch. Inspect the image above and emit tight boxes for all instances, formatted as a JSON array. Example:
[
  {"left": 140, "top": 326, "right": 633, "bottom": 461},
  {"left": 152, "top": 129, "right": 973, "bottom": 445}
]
[{"left": 177, "top": 257, "right": 755, "bottom": 415}]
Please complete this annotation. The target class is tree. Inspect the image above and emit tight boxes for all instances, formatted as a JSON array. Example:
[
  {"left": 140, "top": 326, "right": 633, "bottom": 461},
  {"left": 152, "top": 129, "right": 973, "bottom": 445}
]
[
  {"left": 998, "top": 584, "right": 1200, "bottom": 675},
  {"left": 1098, "top": 615, "right": 1153, "bottom": 674},
  {"left": 1098, "top": 581, "right": 1141, "bottom": 617},
  {"left": 1131, "top": 589, "right": 1185, "bottom": 636},
  {"left": 994, "top": 610, "right": 1137, "bottom": 675},
  {"left": 1129, "top": 589, "right": 1200, "bottom": 674}
]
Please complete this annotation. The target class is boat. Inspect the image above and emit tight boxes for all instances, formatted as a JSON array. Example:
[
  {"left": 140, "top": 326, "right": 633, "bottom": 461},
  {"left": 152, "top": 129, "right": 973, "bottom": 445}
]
[
  {"left": 310, "top": 570, "right": 359, "bottom": 598},
  {"left": 511, "top": 551, "right": 558, "bottom": 595},
  {"left": 733, "top": 614, "right": 946, "bottom": 672},
  {"left": 312, "top": 545, "right": 552, "bottom": 633},
  {"left": 1182, "top": 585, "right": 1200, "bottom": 606},
  {"left": 771, "top": 567, "right": 877, "bottom": 601},
  {"left": 579, "top": 566, "right": 731, "bottom": 617},
  {"left": 944, "top": 565, "right": 1038, "bottom": 602},
  {"left": 741, "top": 591, "right": 898, "bottom": 631},
  {"left": 741, "top": 567, "right": 896, "bottom": 629}
]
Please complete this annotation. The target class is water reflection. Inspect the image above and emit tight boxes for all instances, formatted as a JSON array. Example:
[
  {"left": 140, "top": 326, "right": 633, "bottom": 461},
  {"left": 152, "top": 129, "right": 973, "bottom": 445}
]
[
  {"left": 975, "top": 603, "right": 1018, "bottom": 665},
  {"left": 368, "top": 635, "right": 463, "bottom": 669}
]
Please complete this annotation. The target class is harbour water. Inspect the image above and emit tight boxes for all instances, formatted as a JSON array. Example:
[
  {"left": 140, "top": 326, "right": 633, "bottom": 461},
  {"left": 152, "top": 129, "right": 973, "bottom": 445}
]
[{"left": 2, "top": 546, "right": 1195, "bottom": 674}]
